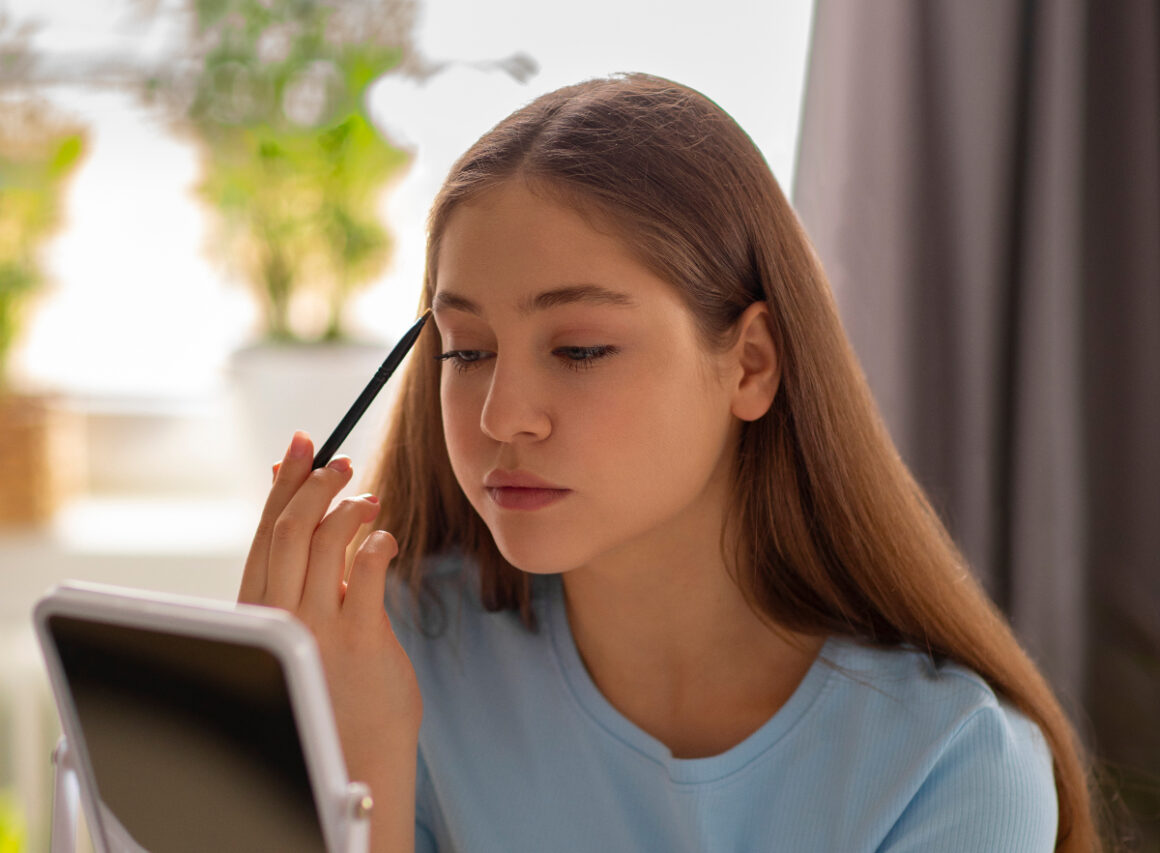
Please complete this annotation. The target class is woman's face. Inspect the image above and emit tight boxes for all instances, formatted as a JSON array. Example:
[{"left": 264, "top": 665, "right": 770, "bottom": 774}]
[{"left": 433, "top": 179, "right": 741, "bottom": 576}]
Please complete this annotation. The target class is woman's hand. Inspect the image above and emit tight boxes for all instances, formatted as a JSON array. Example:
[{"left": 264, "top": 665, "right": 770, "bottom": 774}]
[{"left": 239, "top": 431, "right": 422, "bottom": 851}]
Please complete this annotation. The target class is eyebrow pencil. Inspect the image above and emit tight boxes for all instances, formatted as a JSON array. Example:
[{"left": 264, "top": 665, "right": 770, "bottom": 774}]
[{"left": 311, "top": 309, "right": 432, "bottom": 469}]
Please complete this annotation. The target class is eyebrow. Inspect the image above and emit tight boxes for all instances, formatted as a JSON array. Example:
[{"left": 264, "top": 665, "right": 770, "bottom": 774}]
[{"left": 433, "top": 284, "right": 639, "bottom": 316}]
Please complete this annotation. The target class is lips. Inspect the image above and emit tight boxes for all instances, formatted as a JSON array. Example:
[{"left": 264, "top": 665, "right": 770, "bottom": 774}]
[
  {"left": 483, "top": 469, "right": 572, "bottom": 511},
  {"left": 484, "top": 470, "right": 565, "bottom": 489}
]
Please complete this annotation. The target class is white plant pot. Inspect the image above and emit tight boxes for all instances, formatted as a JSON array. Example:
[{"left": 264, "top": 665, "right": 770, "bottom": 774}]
[{"left": 227, "top": 340, "right": 403, "bottom": 499}]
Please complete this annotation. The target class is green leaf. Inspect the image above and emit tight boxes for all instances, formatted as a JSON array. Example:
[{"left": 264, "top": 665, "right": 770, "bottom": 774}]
[{"left": 48, "top": 132, "right": 85, "bottom": 176}]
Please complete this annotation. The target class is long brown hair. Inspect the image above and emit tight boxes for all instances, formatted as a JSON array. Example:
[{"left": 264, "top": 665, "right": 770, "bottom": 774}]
[{"left": 368, "top": 72, "right": 1099, "bottom": 851}]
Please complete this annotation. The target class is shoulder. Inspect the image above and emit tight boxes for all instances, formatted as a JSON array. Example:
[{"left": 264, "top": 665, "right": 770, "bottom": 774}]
[{"left": 812, "top": 639, "right": 1058, "bottom": 851}]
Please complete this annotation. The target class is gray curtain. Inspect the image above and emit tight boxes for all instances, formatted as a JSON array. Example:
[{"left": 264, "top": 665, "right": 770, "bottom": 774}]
[{"left": 793, "top": 0, "right": 1159, "bottom": 843}]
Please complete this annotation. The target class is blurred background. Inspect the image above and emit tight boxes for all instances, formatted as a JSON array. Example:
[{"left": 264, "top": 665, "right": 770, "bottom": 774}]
[{"left": 1, "top": 0, "right": 1156, "bottom": 850}]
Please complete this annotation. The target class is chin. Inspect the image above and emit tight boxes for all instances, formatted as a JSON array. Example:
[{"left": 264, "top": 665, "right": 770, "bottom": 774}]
[{"left": 488, "top": 527, "right": 588, "bottom": 576}]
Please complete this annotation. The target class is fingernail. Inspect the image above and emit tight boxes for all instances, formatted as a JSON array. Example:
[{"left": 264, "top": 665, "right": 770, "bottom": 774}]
[
  {"left": 288, "top": 431, "right": 310, "bottom": 459},
  {"left": 271, "top": 461, "right": 281, "bottom": 481},
  {"left": 326, "top": 456, "right": 352, "bottom": 473},
  {"left": 361, "top": 493, "right": 379, "bottom": 504}
]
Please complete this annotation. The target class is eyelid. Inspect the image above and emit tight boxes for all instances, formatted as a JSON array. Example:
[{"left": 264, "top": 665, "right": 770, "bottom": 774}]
[
  {"left": 553, "top": 344, "right": 619, "bottom": 371},
  {"left": 435, "top": 349, "right": 491, "bottom": 363},
  {"left": 435, "top": 349, "right": 493, "bottom": 375}
]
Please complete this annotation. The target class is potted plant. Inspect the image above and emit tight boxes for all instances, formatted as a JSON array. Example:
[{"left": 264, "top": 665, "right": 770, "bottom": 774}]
[
  {"left": 0, "top": 98, "right": 87, "bottom": 525},
  {"left": 148, "top": 0, "right": 415, "bottom": 479}
]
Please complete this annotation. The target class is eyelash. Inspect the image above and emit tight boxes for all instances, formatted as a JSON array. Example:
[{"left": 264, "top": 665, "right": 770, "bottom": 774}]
[{"left": 435, "top": 345, "right": 619, "bottom": 374}]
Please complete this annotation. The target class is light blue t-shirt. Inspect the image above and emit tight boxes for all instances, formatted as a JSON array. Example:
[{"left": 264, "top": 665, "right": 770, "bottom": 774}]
[{"left": 387, "top": 563, "right": 1057, "bottom": 852}]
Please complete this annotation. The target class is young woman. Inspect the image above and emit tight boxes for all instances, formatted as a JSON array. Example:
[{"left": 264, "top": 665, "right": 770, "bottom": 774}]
[{"left": 240, "top": 73, "right": 1101, "bottom": 852}]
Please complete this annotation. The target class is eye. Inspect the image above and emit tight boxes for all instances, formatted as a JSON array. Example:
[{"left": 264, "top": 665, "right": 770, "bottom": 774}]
[
  {"left": 553, "top": 345, "right": 619, "bottom": 371},
  {"left": 435, "top": 350, "right": 492, "bottom": 373}
]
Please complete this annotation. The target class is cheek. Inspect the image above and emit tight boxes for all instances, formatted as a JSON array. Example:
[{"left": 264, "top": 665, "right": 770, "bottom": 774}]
[
  {"left": 585, "top": 362, "right": 728, "bottom": 485},
  {"left": 440, "top": 377, "right": 486, "bottom": 479}
]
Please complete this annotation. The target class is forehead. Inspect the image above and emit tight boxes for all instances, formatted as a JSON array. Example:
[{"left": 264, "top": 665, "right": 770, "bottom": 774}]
[{"left": 433, "top": 180, "right": 667, "bottom": 306}]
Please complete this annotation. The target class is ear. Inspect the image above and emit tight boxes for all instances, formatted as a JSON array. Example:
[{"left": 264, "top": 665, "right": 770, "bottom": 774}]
[{"left": 728, "top": 301, "right": 780, "bottom": 422}]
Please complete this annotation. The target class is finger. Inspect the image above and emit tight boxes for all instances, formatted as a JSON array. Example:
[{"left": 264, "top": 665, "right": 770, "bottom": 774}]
[
  {"left": 299, "top": 494, "right": 380, "bottom": 621},
  {"left": 264, "top": 456, "right": 355, "bottom": 611},
  {"left": 240, "top": 431, "right": 313, "bottom": 603},
  {"left": 343, "top": 530, "right": 398, "bottom": 627}
]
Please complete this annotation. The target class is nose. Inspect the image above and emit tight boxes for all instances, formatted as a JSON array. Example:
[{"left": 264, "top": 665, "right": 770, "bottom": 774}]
[{"left": 479, "top": 356, "right": 552, "bottom": 443}]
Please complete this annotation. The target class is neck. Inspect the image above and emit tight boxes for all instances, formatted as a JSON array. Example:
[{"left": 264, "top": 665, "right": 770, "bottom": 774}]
[
  {"left": 561, "top": 547, "right": 809, "bottom": 694},
  {"left": 559, "top": 483, "right": 825, "bottom": 757},
  {"left": 560, "top": 452, "right": 744, "bottom": 680}
]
